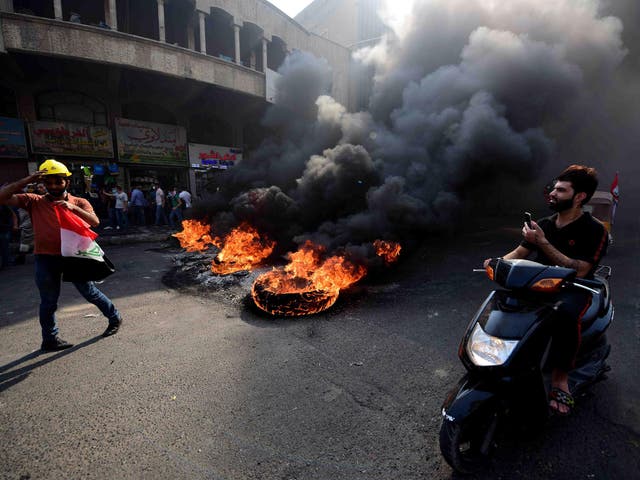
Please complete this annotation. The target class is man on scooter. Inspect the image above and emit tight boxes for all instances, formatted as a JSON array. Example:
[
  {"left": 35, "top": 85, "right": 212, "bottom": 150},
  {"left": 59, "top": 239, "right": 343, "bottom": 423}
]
[{"left": 484, "top": 165, "right": 608, "bottom": 415}]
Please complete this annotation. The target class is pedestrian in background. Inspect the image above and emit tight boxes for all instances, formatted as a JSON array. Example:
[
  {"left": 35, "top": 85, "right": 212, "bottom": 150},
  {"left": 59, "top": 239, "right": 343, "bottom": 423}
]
[
  {"left": 129, "top": 184, "right": 146, "bottom": 226},
  {"left": 15, "top": 206, "right": 33, "bottom": 265},
  {"left": 154, "top": 183, "right": 168, "bottom": 226},
  {"left": 105, "top": 185, "right": 128, "bottom": 230},
  {"left": 168, "top": 187, "right": 183, "bottom": 229},
  {"left": 100, "top": 185, "right": 117, "bottom": 230},
  {"left": 179, "top": 188, "right": 192, "bottom": 219}
]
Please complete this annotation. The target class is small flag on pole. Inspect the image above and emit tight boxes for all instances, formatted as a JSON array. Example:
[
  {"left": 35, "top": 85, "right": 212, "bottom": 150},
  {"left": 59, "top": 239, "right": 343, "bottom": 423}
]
[{"left": 610, "top": 172, "right": 619, "bottom": 224}]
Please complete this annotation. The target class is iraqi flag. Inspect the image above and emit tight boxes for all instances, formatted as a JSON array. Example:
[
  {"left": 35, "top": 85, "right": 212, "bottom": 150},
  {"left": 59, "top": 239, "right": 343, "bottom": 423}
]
[{"left": 54, "top": 206, "right": 115, "bottom": 282}]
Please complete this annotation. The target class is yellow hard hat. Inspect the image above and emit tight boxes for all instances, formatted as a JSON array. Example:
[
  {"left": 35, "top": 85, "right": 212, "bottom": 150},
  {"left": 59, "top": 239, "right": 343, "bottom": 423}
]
[{"left": 39, "top": 159, "right": 72, "bottom": 177}]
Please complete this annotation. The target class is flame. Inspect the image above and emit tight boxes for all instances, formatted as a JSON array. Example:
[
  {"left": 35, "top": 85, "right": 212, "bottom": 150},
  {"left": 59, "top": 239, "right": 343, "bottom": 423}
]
[
  {"left": 174, "top": 220, "right": 275, "bottom": 274},
  {"left": 251, "top": 241, "right": 367, "bottom": 316},
  {"left": 374, "top": 240, "right": 402, "bottom": 264},
  {"left": 173, "top": 220, "right": 216, "bottom": 252},
  {"left": 211, "top": 222, "right": 276, "bottom": 275}
]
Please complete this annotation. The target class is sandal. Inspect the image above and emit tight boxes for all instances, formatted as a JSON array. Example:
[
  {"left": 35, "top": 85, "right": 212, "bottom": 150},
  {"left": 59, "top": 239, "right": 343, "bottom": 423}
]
[{"left": 549, "top": 387, "right": 575, "bottom": 416}]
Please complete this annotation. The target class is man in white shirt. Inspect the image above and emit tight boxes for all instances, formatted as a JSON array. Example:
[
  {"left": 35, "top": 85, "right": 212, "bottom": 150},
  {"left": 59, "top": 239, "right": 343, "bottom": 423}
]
[
  {"left": 106, "top": 185, "right": 128, "bottom": 230},
  {"left": 179, "top": 189, "right": 192, "bottom": 220},
  {"left": 154, "top": 183, "right": 168, "bottom": 226},
  {"left": 178, "top": 189, "right": 192, "bottom": 209}
]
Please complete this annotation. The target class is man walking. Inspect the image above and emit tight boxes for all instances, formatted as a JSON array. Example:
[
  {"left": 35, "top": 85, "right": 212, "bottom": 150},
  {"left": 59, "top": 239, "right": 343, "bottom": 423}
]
[
  {"left": 154, "top": 183, "right": 168, "bottom": 226},
  {"left": 129, "top": 184, "right": 146, "bottom": 226},
  {"left": 168, "top": 187, "right": 183, "bottom": 229},
  {"left": 0, "top": 159, "right": 123, "bottom": 351}
]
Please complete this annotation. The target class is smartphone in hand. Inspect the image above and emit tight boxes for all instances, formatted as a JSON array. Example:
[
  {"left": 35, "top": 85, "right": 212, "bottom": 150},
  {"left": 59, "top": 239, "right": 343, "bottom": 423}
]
[{"left": 524, "top": 212, "right": 533, "bottom": 229}]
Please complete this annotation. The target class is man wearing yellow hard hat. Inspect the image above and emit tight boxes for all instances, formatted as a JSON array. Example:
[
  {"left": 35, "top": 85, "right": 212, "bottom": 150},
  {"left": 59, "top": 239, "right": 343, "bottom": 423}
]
[{"left": 0, "top": 159, "right": 123, "bottom": 350}]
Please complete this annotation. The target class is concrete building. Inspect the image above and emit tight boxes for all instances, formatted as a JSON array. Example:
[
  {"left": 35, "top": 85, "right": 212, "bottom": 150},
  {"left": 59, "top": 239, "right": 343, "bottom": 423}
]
[
  {"left": 0, "top": 0, "right": 351, "bottom": 199},
  {"left": 295, "top": 0, "right": 387, "bottom": 111},
  {"left": 295, "top": 0, "right": 386, "bottom": 49}
]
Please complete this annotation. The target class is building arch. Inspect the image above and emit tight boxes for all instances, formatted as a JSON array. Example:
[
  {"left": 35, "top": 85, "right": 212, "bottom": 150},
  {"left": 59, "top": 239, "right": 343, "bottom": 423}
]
[
  {"left": 121, "top": 101, "right": 176, "bottom": 125},
  {"left": 13, "top": 0, "right": 54, "bottom": 18},
  {"left": 116, "top": 0, "right": 160, "bottom": 41},
  {"left": 36, "top": 90, "right": 108, "bottom": 125},
  {"left": 202, "top": 7, "right": 235, "bottom": 61},
  {"left": 0, "top": 86, "right": 18, "bottom": 118},
  {"left": 240, "top": 22, "right": 264, "bottom": 70},
  {"left": 165, "top": 0, "right": 196, "bottom": 48},
  {"left": 268, "top": 36, "right": 287, "bottom": 71},
  {"left": 188, "top": 112, "right": 232, "bottom": 146}
]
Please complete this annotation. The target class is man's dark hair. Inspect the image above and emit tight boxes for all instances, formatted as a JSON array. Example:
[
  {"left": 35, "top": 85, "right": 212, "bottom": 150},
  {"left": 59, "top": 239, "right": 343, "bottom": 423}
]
[{"left": 556, "top": 164, "right": 598, "bottom": 206}]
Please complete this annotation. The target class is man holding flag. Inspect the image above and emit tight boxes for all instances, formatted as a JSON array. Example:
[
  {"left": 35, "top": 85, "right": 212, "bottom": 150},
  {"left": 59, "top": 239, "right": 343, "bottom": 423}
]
[{"left": 0, "top": 159, "right": 122, "bottom": 351}]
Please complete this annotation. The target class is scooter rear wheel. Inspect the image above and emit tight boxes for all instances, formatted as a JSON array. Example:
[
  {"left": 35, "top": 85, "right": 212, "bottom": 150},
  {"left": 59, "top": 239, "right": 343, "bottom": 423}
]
[{"left": 439, "top": 411, "right": 498, "bottom": 474}]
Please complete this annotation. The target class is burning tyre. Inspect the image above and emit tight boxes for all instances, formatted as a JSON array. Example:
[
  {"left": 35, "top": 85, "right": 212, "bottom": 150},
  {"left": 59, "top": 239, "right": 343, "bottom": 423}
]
[
  {"left": 250, "top": 241, "right": 371, "bottom": 317},
  {"left": 251, "top": 270, "right": 340, "bottom": 316}
]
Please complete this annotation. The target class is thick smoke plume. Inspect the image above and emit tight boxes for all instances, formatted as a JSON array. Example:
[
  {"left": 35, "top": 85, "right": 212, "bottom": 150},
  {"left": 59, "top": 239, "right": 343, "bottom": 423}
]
[{"left": 198, "top": 0, "right": 628, "bottom": 256}]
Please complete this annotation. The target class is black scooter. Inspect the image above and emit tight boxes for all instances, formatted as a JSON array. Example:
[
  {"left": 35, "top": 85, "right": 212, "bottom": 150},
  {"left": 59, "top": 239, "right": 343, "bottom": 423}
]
[{"left": 439, "top": 258, "right": 613, "bottom": 474}]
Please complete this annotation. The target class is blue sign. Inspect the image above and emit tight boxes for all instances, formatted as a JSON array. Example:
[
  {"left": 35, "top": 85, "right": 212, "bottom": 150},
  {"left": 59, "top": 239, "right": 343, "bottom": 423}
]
[{"left": 0, "top": 116, "right": 28, "bottom": 158}]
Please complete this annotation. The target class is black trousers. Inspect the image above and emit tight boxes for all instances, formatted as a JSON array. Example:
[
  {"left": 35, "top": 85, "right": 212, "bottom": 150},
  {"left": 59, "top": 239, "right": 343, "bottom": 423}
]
[{"left": 548, "top": 290, "right": 592, "bottom": 372}]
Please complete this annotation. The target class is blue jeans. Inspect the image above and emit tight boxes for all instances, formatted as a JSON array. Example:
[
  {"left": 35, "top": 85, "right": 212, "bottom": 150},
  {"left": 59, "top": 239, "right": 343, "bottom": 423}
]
[
  {"left": 130, "top": 205, "right": 145, "bottom": 226},
  {"left": 115, "top": 208, "right": 128, "bottom": 229},
  {"left": 169, "top": 207, "right": 183, "bottom": 228},
  {"left": 108, "top": 207, "right": 117, "bottom": 228},
  {"left": 155, "top": 205, "right": 168, "bottom": 225},
  {"left": 35, "top": 255, "right": 120, "bottom": 341}
]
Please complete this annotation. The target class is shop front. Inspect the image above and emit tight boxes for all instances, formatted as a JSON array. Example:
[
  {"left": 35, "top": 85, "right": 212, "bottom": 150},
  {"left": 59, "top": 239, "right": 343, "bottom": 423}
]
[
  {"left": 188, "top": 142, "right": 242, "bottom": 198},
  {"left": 0, "top": 116, "right": 29, "bottom": 184},
  {"left": 27, "top": 120, "right": 117, "bottom": 216},
  {"left": 115, "top": 118, "right": 189, "bottom": 194}
]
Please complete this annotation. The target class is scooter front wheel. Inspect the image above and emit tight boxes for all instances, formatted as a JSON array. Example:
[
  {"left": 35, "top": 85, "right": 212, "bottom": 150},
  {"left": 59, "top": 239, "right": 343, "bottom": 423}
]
[{"left": 439, "top": 410, "right": 498, "bottom": 474}]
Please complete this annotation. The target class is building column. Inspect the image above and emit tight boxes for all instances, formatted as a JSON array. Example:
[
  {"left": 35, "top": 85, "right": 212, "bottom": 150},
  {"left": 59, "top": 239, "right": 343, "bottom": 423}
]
[
  {"left": 0, "top": 0, "right": 14, "bottom": 13},
  {"left": 198, "top": 11, "right": 206, "bottom": 54},
  {"left": 234, "top": 24, "right": 241, "bottom": 64},
  {"left": 262, "top": 37, "right": 268, "bottom": 72},
  {"left": 108, "top": 0, "right": 118, "bottom": 30},
  {"left": 53, "top": 0, "right": 63, "bottom": 20},
  {"left": 157, "top": 0, "right": 166, "bottom": 42}
]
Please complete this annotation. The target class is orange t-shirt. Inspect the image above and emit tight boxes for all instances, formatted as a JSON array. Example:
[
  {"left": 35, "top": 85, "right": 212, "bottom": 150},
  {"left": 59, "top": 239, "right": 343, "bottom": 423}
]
[{"left": 14, "top": 193, "right": 94, "bottom": 255}]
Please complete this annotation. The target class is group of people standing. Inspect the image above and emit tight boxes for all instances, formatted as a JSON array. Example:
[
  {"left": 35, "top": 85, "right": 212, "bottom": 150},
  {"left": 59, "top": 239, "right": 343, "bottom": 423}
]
[{"left": 100, "top": 184, "right": 192, "bottom": 231}]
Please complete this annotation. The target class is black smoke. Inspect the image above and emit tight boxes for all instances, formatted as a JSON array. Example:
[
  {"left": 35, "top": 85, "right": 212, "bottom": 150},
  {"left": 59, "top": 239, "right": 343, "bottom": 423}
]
[{"left": 197, "top": 0, "right": 630, "bottom": 254}]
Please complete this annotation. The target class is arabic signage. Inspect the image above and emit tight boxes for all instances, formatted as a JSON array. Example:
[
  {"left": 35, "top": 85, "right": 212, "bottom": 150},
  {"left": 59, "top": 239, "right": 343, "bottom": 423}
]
[
  {"left": 188, "top": 143, "right": 242, "bottom": 170},
  {"left": 29, "top": 121, "right": 114, "bottom": 158},
  {"left": 0, "top": 116, "right": 28, "bottom": 158},
  {"left": 115, "top": 118, "right": 187, "bottom": 166}
]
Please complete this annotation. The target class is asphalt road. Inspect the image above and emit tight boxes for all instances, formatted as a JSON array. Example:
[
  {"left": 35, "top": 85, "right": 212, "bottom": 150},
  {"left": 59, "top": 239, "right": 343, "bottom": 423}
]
[{"left": 1, "top": 220, "right": 638, "bottom": 479}]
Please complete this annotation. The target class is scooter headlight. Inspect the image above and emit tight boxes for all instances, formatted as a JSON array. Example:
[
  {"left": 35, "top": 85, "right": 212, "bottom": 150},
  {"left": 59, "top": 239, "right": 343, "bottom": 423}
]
[{"left": 466, "top": 323, "right": 518, "bottom": 366}]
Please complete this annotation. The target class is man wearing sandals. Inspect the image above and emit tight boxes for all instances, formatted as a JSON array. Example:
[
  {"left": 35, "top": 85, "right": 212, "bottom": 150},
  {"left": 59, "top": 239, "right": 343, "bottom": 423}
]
[{"left": 485, "top": 165, "right": 608, "bottom": 415}]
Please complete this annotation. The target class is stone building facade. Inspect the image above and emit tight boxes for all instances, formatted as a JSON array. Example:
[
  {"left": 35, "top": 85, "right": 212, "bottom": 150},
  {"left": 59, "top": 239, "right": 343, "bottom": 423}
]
[
  {"left": 0, "top": 0, "right": 351, "bottom": 198},
  {"left": 295, "top": 0, "right": 387, "bottom": 111}
]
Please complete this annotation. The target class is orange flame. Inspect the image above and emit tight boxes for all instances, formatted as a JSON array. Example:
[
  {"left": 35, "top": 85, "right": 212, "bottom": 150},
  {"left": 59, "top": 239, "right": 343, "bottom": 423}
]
[
  {"left": 173, "top": 220, "right": 216, "bottom": 252},
  {"left": 174, "top": 220, "right": 275, "bottom": 275},
  {"left": 251, "top": 241, "right": 367, "bottom": 316},
  {"left": 211, "top": 222, "right": 276, "bottom": 275},
  {"left": 374, "top": 240, "right": 402, "bottom": 264}
]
